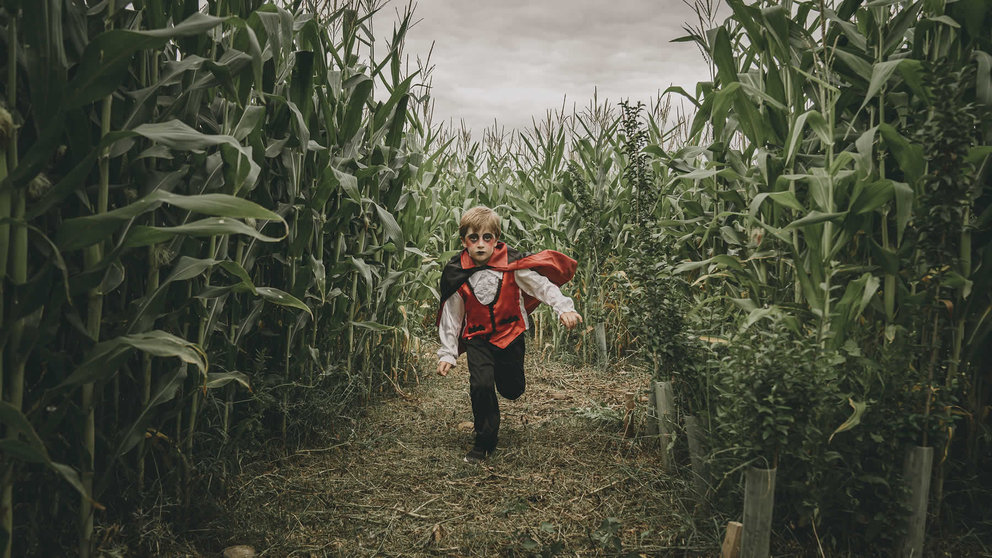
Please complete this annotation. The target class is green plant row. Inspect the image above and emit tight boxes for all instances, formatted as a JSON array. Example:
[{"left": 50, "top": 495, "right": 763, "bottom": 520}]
[
  {"left": 0, "top": 0, "right": 450, "bottom": 555},
  {"left": 628, "top": 0, "right": 992, "bottom": 552}
]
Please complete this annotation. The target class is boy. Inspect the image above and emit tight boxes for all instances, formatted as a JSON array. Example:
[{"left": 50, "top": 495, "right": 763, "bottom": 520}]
[{"left": 437, "top": 206, "right": 582, "bottom": 463}]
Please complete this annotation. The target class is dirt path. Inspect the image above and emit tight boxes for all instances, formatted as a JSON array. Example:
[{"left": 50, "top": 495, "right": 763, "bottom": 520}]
[{"left": 203, "top": 350, "right": 712, "bottom": 557}]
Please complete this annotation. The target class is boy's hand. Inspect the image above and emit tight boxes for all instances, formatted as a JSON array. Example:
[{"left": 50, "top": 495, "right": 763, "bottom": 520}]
[
  {"left": 437, "top": 361, "right": 453, "bottom": 376},
  {"left": 559, "top": 311, "right": 583, "bottom": 330}
]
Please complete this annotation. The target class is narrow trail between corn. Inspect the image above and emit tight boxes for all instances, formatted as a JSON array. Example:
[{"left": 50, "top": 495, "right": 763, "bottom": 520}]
[{"left": 205, "top": 349, "right": 711, "bottom": 556}]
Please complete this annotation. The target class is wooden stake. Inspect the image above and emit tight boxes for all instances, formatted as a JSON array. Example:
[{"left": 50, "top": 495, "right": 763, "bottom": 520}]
[
  {"left": 594, "top": 322, "right": 608, "bottom": 366},
  {"left": 898, "top": 445, "right": 933, "bottom": 557},
  {"left": 654, "top": 381, "right": 675, "bottom": 471},
  {"left": 646, "top": 387, "right": 658, "bottom": 438},
  {"left": 742, "top": 466, "right": 775, "bottom": 558},
  {"left": 685, "top": 415, "right": 710, "bottom": 500},
  {"left": 721, "top": 521, "right": 743, "bottom": 558},
  {"left": 622, "top": 391, "right": 636, "bottom": 438}
]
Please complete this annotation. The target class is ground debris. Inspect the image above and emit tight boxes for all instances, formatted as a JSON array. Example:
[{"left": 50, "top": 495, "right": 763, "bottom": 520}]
[
  {"left": 194, "top": 348, "right": 711, "bottom": 556},
  {"left": 221, "top": 545, "right": 256, "bottom": 558}
]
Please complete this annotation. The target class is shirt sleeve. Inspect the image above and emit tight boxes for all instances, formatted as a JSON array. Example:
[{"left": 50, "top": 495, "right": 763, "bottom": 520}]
[
  {"left": 515, "top": 269, "right": 575, "bottom": 316},
  {"left": 437, "top": 294, "right": 464, "bottom": 365}
]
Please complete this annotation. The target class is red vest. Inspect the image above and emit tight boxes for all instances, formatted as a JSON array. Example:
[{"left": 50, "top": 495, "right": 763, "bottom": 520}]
[
  {"left": 439, "top": 242, "right": 577, "bottom": 353},
  {"left": 458, "top": 270, "right": 526, "bottom": 348}
]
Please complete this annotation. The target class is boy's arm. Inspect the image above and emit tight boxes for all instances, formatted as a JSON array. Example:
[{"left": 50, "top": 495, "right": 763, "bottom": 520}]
[
  {"left": 437, "top": 294, "right": 464, "bottom": 375},
  {"left": 515, "top": 269, "right": 582, "bottom": 329}
]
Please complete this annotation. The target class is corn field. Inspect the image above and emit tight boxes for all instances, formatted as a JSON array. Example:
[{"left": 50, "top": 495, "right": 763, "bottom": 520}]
[{"left": 0, "top": 0, "right": 989, "bottom": 555}]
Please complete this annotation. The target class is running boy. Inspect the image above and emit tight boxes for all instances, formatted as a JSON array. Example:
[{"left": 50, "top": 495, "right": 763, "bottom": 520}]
[{"left": 437, "top": 206, "right": 582, "bottom": 463}]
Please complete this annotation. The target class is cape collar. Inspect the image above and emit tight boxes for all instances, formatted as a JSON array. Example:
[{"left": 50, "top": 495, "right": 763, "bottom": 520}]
[
  {"left": 459, "top": 241, "right": 509, "bottom": 269},
  {"left": 439, "top": 244, "right": 577, "bottom": 323}
]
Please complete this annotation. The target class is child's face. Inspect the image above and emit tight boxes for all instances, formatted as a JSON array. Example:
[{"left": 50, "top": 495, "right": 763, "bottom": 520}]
[{"left": 461, "top": 227, "right": 498, "bottom": 267}]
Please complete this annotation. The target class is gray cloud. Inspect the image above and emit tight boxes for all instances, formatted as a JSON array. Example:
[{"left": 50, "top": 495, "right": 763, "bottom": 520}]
[{"left": 398, "top": 0, "right": 717, "bottom": 134}]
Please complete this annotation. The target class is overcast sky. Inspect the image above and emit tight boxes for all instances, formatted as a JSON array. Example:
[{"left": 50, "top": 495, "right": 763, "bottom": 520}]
[{"left": 395, "top": 0, "right": 719, "bottom": 135}]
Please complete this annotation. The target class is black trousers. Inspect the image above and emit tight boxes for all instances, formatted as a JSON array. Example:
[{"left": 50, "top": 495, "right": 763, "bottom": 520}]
[{"left": 464, "top": 335, "right": 526, "bottom": 450}]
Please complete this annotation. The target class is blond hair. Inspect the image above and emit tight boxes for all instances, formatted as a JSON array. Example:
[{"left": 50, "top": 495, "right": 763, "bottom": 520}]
[{"left": 459, "top": 206, "right": 501, "bottom": 239}]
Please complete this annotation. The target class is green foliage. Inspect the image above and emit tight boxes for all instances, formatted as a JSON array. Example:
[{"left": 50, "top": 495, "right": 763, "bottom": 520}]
[
  {"left": 618, "top": 101, "right": 705, "bottom": 413},
  {"left": 589, "top": 517, "right": 623, "bottom": 553},
  {"left": 655, "top": 0, "right": 992, "bottom": 551},
  {"left": 573, "top": 402, "right": 624, "bottom": 429},
  {"left": 706, "top": 317, "right": 948, "bottom": 550},
  {"left": 515, "top": 521, "right": 565, "bottom": 557},
  {"left": 2, "top": 0, "right": 990, "bottom": 554},
  {"left": 0, "top": 1, "right": 438, "bottom": 554},
  {"left": 711, "top": 320, "right": 835, "bottom": 466},
  {"left": 914, "top": 64, "right": 985, "bottom": 270}
]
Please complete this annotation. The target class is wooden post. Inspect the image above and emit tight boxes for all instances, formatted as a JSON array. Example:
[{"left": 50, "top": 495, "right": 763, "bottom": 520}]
[
  {"left": 721, "top": 521, "right": 743, "bottom": 558},
  {"left": 646, "top": 387, "right": 658, "bottom": 438},
  {"left": 654, "top": 381, "right": 675, "bottom": 471},
  {"left": 898, "top": 445, "right": 933, "bottom": 557},
  {"left": 685, "top": 415, "right": 710, "bottom": 500},
  {"left": 741, "top": 466, "right": 775, "bottom": 558},
  {"left": 594, "top": 322, "right": 608, "bottom": 366},
  {"left": 622, "top": 391, "right": 636, "bottom": 438}
]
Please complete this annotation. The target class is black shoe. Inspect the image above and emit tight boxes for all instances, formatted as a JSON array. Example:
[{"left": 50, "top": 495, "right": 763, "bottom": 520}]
[{"left": 463, "top": 446, "right": 492, "bottom": 464}]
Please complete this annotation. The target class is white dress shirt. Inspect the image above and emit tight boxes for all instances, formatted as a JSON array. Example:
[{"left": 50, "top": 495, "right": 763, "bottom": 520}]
[{"left": 437, "top": 268, "right": 575, "bottom": 365}]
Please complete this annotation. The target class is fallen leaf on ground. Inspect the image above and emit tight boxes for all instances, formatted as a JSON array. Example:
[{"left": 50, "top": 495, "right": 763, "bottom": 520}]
[{"left": 222, "top": 545, "right": 256, "bottom": 558}]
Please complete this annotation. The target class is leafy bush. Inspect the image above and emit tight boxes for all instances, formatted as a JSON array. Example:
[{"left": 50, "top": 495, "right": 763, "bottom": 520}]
[
  {"left": 616, "top": 101, "right": 707, "bottom": 401},
  {"left": 710, "top": 320, "right": 844, "bottom": 467},
  {"left": 702, "top": 316, "right": 959, "bottom": 551}
]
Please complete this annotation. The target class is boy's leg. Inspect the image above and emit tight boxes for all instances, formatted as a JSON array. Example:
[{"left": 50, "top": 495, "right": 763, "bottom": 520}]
[
  {"left": 494, "top": 335, "right": 526, "bottom": 400},
  {"left": 465, "top": 338, "right": 499, "bottom": 450}
]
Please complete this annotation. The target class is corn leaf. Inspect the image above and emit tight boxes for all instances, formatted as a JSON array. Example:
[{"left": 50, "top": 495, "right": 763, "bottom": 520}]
[
  {"left": 786, "top": 211, "right": 848, "bottom": 229},
  {"left": 206, "top": 371, "right": 252, "bottom": 390},
  {"left": 829, "top": 399, "right": 868, "bottom": 442},
  {"left": 750, "top": 191, "right": 804, "bottom": 216},
  {"left": 124, "top": 217, "right": 286, "bottom": 247},
  {"left": 59, "top": 331, "right": 207, "bottom": 388},
  {"left": 109, "top": 366, "right": 187, "bottom": 458},
  {"left": 878, "top": 123, "right": 925, "bottom": 184},
  {"left": 256, "top": 287, "right": 313, "bottom": 318},
  {"left": 341, "top": 75, "right": 373, "bottom": 144},
  {"left": 68, "top": 13, "right": 226, "bottom": 108},
  {"left": 0, "top": 403, "right": 96, "bottom": 507}
]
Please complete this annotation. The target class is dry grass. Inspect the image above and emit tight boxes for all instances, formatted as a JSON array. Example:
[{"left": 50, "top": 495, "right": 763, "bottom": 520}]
[{"left": 189, "top": 347, "right": 718, "bottom": 557}]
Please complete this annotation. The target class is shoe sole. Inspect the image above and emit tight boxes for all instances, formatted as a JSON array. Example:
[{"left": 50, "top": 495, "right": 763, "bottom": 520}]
[{"left": 463, "top": 450, "right": 493, "bottom": 464}]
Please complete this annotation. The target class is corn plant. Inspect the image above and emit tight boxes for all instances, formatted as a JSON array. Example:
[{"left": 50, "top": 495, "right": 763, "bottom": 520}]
[
  {"left": 651, "top": 0, "right": 992, "bottom": 548},
  {"left": 0, "top": 0, "right": 445, "bottom": 554}
]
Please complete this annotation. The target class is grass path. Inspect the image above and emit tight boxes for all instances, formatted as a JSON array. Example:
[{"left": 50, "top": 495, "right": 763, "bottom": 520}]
[{"left": 202, "top": 349, "right": 714, "bottom": 556}]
